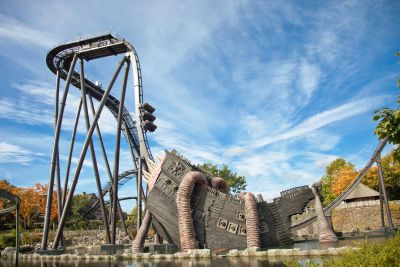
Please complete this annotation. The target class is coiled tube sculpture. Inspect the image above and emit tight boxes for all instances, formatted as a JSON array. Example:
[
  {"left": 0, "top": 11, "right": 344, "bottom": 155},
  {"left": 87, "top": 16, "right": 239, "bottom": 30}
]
[
  {"left": 240, "top": 192, "right": 261, "bottom": 248},
  {"left": 176, "top": 171, "right": 207, "bottom": 251},
  {"left": 211, "top": 177, "right": 228, "bottom": 193}
]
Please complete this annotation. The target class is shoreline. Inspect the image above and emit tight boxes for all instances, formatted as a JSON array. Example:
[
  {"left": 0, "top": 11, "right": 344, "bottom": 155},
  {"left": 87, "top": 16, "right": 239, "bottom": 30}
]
[{"left": 1, "top": 246, "right": 359, "bottom": 261}]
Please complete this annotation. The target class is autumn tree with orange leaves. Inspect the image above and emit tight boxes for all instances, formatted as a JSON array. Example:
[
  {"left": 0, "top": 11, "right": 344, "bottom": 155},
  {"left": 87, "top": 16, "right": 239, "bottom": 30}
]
[
  {"left": 331, "top": 164, "right": 358, "bottom": 197},
  {"left": 320, "top": 151, "right": 400, "bottom": 206},
  {"left": 363, "top": 150, "right": 400, "bottom": 200},
  {"left": 320, "top": 158, "right": 356, "bottom": 205},
  {"left": 0, "top": 179, "right": 58, "bottom": 229}
]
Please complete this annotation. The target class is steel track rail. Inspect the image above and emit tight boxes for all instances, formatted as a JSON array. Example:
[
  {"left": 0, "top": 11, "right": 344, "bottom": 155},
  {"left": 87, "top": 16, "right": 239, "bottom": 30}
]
[
  {"left": 0, "top": 189, "right": 20, "bottom": 215},
  {"left": 46, "top": 34, "right": 153, "bottom": 166},
  {"left": 82, "top": 169, "right": 137, "bottom": 217}
]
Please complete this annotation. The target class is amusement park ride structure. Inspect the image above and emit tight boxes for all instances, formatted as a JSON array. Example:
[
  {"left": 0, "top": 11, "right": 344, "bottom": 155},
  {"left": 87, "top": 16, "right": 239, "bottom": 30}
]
[
  {"left": 36, "top": 34, "right": 395, "bottom": 252},
  {"left": 0, "top": 189, "right": 20, "bottom": 264},
  {"left": 41, "top": 34, "right": 156, "bottom": 250}
]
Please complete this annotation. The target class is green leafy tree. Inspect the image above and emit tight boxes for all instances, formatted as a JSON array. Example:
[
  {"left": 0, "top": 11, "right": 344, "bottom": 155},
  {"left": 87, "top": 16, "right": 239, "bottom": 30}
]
[
  {"left": 126, "top": 206, "right": 138, "bottom": 228},
  {"left": 373, "top": 52, "right": 400, "bottom": 160},
  {"left": 320, "top": 158, "right": 355, "bottom": 206},
  {"left": 198, "top": 163, "right": 246, "bottom": 194},
  {"left": 66, "top": 194, "right": 92, "bottom": 228}
]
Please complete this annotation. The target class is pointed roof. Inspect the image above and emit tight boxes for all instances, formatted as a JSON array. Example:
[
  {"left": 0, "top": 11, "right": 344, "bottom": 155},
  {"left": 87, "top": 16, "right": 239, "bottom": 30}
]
[{"left": 345, "top": 183, "right": 379, "bottom": 200}]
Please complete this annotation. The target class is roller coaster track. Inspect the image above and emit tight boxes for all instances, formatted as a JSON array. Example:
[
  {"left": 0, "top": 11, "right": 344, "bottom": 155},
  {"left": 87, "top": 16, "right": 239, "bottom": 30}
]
[
  {"left": 290, "top": 137, "right": 388, "bottom": 231},
  {"left": 82, "top": 169, "right": 137, "bottom": 217},
  {"left": 42, "top": 34, "right": 156, "bottom": 249},
  {"left": 0, "top": 189, "right": 20, "bottom": 215},
  {"left": 46, "top": 33, "right": 153, "bottom": 165}
]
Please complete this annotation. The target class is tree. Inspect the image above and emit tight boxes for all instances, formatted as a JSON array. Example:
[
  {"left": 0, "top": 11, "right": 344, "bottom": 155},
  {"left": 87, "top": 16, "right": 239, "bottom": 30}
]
[
  {"left": 373, "top": 53, "right": 400, "bottom": 160},
  {"left": 198, "top": 163, "right": 246, "bottom": 194},
  {"left": 331, "top": 164, "right": 358, "bottom": 197},
  {"left": 364, "top": 150, "right": 400, "bottom": 200},
  {"left": 0, "top": 180, "right": 59, "bottom": 229},
  {"left": 126, "top": 206, "right": 138, "bottom": 228},
  {"left": 320, "top": 159, "right": 355, "bottom": 205}
]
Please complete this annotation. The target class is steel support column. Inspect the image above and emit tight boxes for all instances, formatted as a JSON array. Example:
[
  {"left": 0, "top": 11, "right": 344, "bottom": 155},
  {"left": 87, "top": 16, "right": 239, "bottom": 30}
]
[
  {"left": 137, "top": 157, "right": 143, "bottom": 232},
  {"left": 111, "top": 58, "right": 130, "bottom": 244},
  {"left": 79, "top": 58, "right": 111, "bottom": 244},
  {"left": 41, "top": 53, "right": 78, "bottom": 250},
  {"left": 62, "top": 100, "right": 82, "bottom": 205},
  {"left": 378, "top": 169, "right": 385, "bottom": 227},
  {"left": 117, "top": 200, "right": 129, "bottom": 237},
  {"left": 51, "top": 56, "right": 127, "bottom": 249},
  {"left": 376, "top": 158, "right": 394, "bottom": 228},
  {"left": 88, "top": 96, "right": 128, "bottom": 236},
  {"left": 54, "top": 71, "right": 64, "bottom": 247},
  {"left": 15, "top": 205, "right": 19, "bottom": 266}
]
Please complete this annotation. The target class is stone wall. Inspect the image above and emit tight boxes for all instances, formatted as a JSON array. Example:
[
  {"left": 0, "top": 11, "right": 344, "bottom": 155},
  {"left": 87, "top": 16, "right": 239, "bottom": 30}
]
[
  {"left": 293, "top": 200, "right": 400, "bottom": 237},
  {"left": 34, "top": 228, "right": 130, "bottom": 249},
  {"left": 332, "top": 200, "right": 400, "bottom": 232}
]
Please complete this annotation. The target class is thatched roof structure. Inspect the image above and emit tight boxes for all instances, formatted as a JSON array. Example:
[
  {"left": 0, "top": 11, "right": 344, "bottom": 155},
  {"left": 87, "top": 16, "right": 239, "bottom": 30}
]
[{"left": 345, "top": 183, "right": 379, "bottom": 201}]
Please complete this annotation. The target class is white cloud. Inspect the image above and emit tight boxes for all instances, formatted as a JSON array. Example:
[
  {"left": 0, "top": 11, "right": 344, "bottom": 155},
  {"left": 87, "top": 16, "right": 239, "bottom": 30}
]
[
  {"left": 0, "top": 142, "right": 40, "bottom": 164},
  {"left": 0, "top": 14, "right": 54, "bottom": 48},
  {"left": 5, "top": 80, "right": 118, "bottom": 135},
  {"left": 297, "top": 59, "right": 321, "bottom": 101},
  {"left": 304, "top": 131, "right": 341, "bottom": 151},
  {"left": 253, "top": 95, "right": 387, "bottom": 148}
]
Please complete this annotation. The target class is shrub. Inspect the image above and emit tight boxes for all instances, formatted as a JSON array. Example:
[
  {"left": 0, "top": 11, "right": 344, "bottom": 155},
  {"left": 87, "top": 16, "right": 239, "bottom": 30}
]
[
  {"left": 0, "top": 231, "right": 16, "bottom": 250},
  {"left": 285, "top": 232, "right": 400, "bottom": 267}
]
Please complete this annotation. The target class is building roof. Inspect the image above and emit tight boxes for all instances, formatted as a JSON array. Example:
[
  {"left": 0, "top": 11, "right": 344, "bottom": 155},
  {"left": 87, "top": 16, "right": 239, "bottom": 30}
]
[{"left": 345, "top": 183, "right": 379, "bottom": 200}]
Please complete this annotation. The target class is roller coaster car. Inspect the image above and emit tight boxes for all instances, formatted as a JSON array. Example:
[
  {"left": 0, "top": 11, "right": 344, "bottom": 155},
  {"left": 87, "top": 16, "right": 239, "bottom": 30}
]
[{"left": 146, "top": 151, "right": 314, "bottom": 251}]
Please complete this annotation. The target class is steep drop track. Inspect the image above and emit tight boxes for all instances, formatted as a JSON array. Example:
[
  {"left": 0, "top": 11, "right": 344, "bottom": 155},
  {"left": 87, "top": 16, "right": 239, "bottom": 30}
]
[{"left": 46, "top": 34, "right": 153, "bottom": 165}]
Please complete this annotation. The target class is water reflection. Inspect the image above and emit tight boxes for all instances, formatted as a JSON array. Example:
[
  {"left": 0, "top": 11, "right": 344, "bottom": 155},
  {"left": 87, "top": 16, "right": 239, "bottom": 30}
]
[{"left": 1, "top": 238, "right": 387, "bottom": 267}]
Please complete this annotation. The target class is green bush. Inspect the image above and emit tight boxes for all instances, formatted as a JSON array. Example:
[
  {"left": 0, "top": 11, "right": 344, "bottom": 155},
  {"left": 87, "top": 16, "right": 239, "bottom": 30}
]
[
  {"left": 285, "top": 233, "right": 400, "bottom": 267},
  {"left": 20, "top": 231, "right": 42, "bottom": 246},
  {"left": 0, "top": 231, "right": 16, "bottom": 250}
]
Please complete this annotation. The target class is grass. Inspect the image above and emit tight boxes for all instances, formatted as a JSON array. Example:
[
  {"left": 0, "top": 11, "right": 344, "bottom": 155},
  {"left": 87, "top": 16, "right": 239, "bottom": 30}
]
[{"left": 285, "top": 232, "right": 400, "bottom": 267}]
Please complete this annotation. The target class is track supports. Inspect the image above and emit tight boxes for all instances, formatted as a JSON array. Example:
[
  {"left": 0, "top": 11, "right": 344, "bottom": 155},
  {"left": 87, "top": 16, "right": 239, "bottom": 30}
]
[
  {"left": 42, "top": 34, "right": 156, "bottom": 251},
  {"left": 79, "top": 58, "right": 111, "bottom": 244},
  {"left": 41, "top": 53, "right": 78, "bottom": 250},
  {"left": 51, "top": 56, "right": 127, "bottom": 249},
  {"left": 111, "top": 57, "right": 130, "bottom": 244},
  {"left": 137, "top": 157, "right": 143, "bottom": 232},
  {"left": 375, "top": 154, "right": 394, "bottom": 228},
  {"left": 62, "top": 99, "right": 82, "bottom": 205}
]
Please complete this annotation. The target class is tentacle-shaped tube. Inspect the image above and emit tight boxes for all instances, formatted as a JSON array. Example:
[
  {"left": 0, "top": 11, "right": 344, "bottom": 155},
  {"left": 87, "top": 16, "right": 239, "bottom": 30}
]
[
  {"left": 240, "top": 192, "right": 261, "bottom": 248},
  {"left": 211, "top": 177, "right": 228, "bottom": 193},
  {"left": 311, "top": 183, "right": 338, "bottom": 243},
  {"left": 132, "top": 210, "right": 152, "bottom": 253},
  {"left": 176, "top": 171, "right": 207, "bottom": 252}
]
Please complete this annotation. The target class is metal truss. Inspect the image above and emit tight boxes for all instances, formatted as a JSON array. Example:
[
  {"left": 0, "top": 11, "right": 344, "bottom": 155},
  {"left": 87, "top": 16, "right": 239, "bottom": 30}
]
[{"left": 41, "top": 34, "right": 156, "bottom": 250}]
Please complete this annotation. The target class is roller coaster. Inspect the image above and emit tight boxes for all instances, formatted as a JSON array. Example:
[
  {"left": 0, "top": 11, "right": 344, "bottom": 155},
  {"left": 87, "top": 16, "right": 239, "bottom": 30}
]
[
  {"left": 41, "top": 33, "right": 157, "bottom": 250},
  {"left": 39, "top": 33, "right": 394, "bottom": 252},
  {"left": 0, "top": 189, "right": 20, "bottom": 263}
]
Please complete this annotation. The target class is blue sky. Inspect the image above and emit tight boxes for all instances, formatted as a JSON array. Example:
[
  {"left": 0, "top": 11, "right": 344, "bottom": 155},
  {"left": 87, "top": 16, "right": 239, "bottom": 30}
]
[{"left": 0, "top": 1, "right": 399, "bottom": 211}]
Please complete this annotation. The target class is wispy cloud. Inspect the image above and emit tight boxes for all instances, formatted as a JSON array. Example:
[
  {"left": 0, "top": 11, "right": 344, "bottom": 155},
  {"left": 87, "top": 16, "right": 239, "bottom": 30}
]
[
  {"left": 2, "top": 80, "right": 118, "bottom": 135},
  {"left": 252, "top": 96, "right": 387, "bottom": 148},
  {"left": 0, "top": 14, "right": 54, "bottom": 47},
  {"left": 0, "top": 142, "right": 42, "bottom": 164}
]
